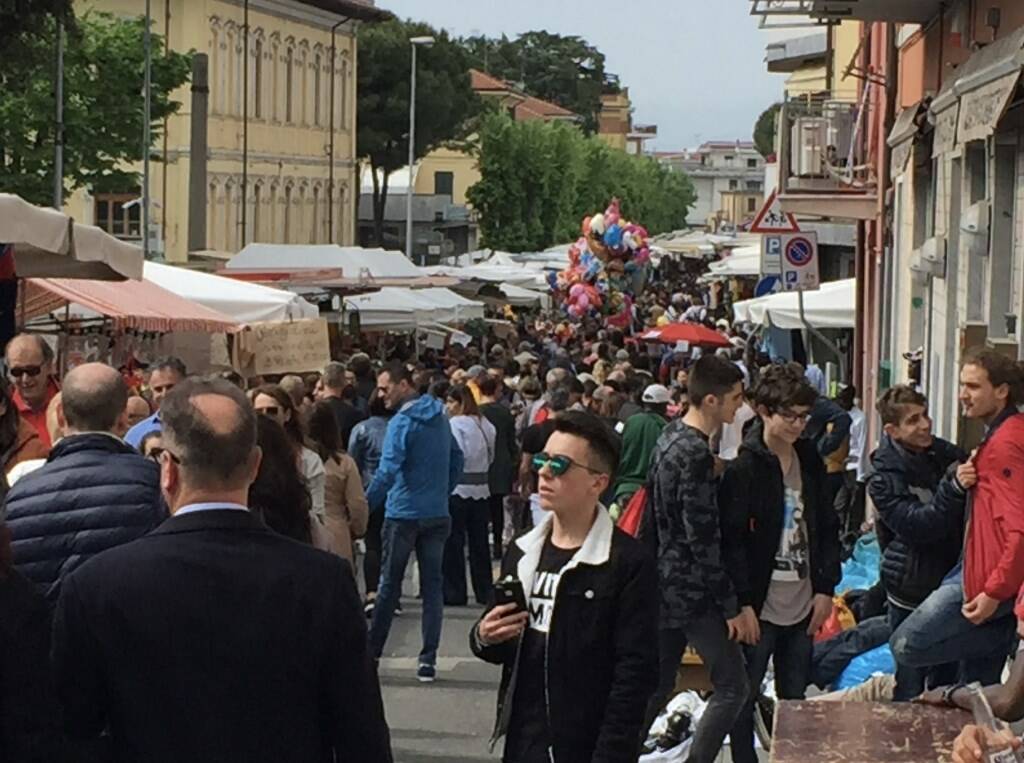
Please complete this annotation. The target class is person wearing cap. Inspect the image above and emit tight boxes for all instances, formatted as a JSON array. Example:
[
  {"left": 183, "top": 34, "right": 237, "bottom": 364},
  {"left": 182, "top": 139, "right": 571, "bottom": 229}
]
[
  {"left": 612, "top": 385, "right": 671, "bottom": 514},
  {"left": 465, "top": 365, "right": 487, "bottom": 405}
]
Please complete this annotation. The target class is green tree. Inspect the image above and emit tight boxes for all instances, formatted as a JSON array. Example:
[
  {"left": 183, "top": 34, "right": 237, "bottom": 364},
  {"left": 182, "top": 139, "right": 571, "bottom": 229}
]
[
  {"left": 461, "top": 31, "right": 618, "bottom": 134},
  {"left": 357, "top": 19, "right": 479, "bottom": 247},
  {"left": 0, "top": 11, "right": 191, "bottom": 206},
  {"left": 0, "top": 0, "right": 71, "bottom": 51},
  {"left": 468, "top": 113, "right": 695, "bottom": 252},
  {"left": 753, "top": 102, "right": 783, "bottom": 158}
]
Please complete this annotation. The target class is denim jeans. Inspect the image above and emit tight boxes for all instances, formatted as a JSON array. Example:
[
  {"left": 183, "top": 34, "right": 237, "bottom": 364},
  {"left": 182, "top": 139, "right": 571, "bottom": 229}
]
[
  {"left": 889, "top": 577, "right": 1016, "bottom": 686},
  {"left": 442, "top": 496, "right": 494, "bottom": 606},
  {"left": 368, "top": 516, "right": 451, "bottom": 667},
  {"left": 644, "top": 614, "right": 750, "bottom": 763},
  {"left": 888, "top": 604, "right": 958, "bottom": 701},
  {"left": 730, "top": 616, "right": 813, "bottom": 763}
]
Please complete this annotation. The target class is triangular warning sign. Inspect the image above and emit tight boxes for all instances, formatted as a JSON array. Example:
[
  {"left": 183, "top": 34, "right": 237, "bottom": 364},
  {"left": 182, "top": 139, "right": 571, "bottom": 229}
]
[{"left": 749, "top": 189, "right": 800, "bottom": 233}]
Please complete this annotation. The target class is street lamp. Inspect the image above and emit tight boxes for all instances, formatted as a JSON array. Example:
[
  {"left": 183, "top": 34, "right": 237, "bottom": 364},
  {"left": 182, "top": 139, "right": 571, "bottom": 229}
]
[{"left": 406, "top": 35, "right": 434, "bottom": 266}]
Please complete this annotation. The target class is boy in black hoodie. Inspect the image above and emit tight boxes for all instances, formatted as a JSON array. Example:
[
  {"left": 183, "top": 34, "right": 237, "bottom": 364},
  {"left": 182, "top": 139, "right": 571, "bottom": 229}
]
[
  {"left": 720, "top": 365, "right": 841, "bottom": 763},
  {"left": 868, "top": 385, "right": 969, "bottom": 700}
]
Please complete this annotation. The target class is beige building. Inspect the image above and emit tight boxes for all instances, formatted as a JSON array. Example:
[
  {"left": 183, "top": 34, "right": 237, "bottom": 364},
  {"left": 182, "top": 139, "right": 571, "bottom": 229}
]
[{"left": 67, "top": 0, "right": 385, "bottom": 263}]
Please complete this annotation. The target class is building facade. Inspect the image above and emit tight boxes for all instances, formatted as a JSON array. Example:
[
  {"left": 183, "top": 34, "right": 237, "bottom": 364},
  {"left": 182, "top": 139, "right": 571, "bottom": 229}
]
[
  {"left": 658, "top": 141, "right": 765, "bottom": 228},
  {"left": 68, "top": 0, "right": 383, "bottom": 263}
]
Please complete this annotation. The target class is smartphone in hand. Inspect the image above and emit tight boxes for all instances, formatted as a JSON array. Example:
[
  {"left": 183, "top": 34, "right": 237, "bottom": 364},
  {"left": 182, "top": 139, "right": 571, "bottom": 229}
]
[{"left": 493, "top": 575, "right": 528, "bottom": 613}]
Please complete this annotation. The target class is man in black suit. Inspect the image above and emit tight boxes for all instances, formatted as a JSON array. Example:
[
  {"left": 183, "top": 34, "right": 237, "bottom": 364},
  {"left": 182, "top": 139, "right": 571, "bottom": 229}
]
[{"left": 52, "top": 378, "right": 392, "bottom": 763}]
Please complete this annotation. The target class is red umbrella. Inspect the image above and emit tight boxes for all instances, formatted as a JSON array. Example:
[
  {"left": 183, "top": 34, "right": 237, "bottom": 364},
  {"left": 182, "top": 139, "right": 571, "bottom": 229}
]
[{"left": 641, "top": 322, "right": 732, "bottom": 348}]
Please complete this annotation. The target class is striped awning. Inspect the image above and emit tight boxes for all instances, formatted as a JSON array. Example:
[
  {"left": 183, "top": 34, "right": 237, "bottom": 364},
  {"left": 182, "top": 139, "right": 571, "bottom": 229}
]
[{"left": 20, "top": 276, "right": 241, "bottom": 334}]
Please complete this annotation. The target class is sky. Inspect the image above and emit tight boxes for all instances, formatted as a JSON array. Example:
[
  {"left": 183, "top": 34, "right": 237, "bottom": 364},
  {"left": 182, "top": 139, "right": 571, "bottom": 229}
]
[{"left": 379, "top": 0, "right": 801, "bottom": 151}]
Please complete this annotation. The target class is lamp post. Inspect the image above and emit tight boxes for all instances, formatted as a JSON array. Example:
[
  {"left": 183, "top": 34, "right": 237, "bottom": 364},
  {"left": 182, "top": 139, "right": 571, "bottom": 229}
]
[{"left": 406, "top": 35, "right": 434, "bottom": 265}]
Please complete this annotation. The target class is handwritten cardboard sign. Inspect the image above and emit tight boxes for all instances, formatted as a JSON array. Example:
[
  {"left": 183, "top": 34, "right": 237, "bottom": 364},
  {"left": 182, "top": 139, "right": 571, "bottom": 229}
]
[{"left": 236, "top": 319, "right": 330, "bottom": 376}]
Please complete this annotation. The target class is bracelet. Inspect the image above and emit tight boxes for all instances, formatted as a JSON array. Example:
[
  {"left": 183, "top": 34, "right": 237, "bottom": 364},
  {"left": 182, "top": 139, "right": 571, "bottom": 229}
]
[{"left": 942, "top": 683, "right": 965, "bottom": 708}]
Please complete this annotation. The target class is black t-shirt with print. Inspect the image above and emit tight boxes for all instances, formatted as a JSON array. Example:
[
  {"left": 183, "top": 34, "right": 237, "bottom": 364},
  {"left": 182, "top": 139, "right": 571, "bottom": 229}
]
[{"left": 503, "top": 537, "right": 579, "bottom": 763}]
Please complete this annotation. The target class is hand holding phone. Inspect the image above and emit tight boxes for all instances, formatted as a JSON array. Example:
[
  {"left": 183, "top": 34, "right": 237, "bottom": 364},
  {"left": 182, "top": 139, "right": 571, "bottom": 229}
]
[{"left": 478, "top": 576, "right": 529, "bottom": 646}]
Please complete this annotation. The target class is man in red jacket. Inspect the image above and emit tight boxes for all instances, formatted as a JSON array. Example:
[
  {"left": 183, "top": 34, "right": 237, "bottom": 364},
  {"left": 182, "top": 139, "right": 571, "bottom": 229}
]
[{"left": 890, "top": 348, "right": 1024, "bottom": 687}]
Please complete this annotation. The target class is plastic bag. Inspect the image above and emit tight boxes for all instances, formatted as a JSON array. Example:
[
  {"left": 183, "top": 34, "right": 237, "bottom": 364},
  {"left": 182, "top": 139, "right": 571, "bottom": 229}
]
[
  {"left": 640, "top": 691, "right": 705, "bottom": 762},
  {"left": 814, "top": 595, "right": 857, "bottom": 643},
  {"left": 838, "top": 533, "right": 881, "bottom": 594},
  {"left": 835, "top": 644, "right": 895, "bottom": 690}
]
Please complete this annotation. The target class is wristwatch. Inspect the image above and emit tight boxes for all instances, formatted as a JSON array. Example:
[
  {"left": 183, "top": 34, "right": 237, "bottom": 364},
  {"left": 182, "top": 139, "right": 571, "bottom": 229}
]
[{"left": 942, "top": 683, "right": 965, "bottom": 708}]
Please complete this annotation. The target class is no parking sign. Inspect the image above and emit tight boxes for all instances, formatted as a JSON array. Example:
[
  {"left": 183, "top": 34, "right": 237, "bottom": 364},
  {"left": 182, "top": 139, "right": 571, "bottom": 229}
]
[{"left": 779, "top": 231, "right": 819, "bottom": 292}]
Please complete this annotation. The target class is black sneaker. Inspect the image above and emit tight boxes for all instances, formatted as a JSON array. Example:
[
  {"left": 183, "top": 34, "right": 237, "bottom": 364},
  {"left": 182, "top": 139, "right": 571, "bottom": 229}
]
[{"left": 416, "top": 664, "right": 436, "bottom": 683}]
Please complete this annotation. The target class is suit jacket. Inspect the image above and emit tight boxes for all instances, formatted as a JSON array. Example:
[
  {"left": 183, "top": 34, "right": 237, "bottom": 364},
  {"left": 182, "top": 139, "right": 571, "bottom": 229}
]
[{"left": 52, "top": 509, "right": 392, "bottom": 763}]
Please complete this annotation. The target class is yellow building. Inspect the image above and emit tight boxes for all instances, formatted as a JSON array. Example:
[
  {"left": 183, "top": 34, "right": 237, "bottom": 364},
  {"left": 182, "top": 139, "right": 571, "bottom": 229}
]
[
  {"left": 410, "top": 70, "right": 575, "bottom": 211},
  {"left": 765, "top": 21, "right": 859, "bottom": 102},
  {"left": 67, "top": 0, "right": 386, "bottom": 263}
]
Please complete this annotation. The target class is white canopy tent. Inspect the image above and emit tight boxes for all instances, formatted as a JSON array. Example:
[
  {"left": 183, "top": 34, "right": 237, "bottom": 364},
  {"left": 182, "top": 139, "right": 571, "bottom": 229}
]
[
  {"left": 144, "top": 262, "right": 318, "bottom": 323},
  {"left": 732, "top": 278, "right": 855, "bottom": 329},
  {"left": 422, "top": 263, "right": 546, "bottom": 288},
  {"left": 409, "top": 287, "right": 485, "bottom": 324},
  {"left": 227, "top": 244, "right": 424, "bottom": 279},
  {"left": 706, "top": 245, "right": 762, "bottom": 278},
  {"left": 498, "top": 282, "right": 551, "bottom": 308},
  {"left": 344, "top": 287, "right": 485, "bottom": 331}
]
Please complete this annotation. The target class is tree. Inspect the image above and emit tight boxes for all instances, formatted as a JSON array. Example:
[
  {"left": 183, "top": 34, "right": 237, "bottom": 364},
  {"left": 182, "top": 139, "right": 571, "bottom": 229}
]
[
  {"left": 753, "top": 102, "right": 783, "bottom": 158},
  {"left": 357, "top": 19, "right": 479, "bottom": 247},
  {"left": 468, "top": 112, "right": 695, "bottom": 252},
  {"left": 0, "top": 0, "right": 71, "bottom": 51},
  {"left": 0, "top": 11, "right": 191, "bottom": 206},
  {"left": 461, "top": 31, "right": 618, "bottom": 134}
]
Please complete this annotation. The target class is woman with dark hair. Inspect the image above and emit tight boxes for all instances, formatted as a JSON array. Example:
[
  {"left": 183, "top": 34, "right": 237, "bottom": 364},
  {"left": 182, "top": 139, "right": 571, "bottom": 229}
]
[
  {"left": 0, "top": 377, "right": 47, "bottom": 478},
  {"left": 307, "top": 401, "right": 368, "bottom": 563},
  {"left": 251, "top": 384, "right": 325, "bottom": 517},
  {"left": 349, "top": 394, "right": 393, "bottom": 617},
  {"left": 443, "top": 384, "right": 496, "bottom": 606},
  {"left": 249, "top": 416, "right": 315, "bottom": 545}
]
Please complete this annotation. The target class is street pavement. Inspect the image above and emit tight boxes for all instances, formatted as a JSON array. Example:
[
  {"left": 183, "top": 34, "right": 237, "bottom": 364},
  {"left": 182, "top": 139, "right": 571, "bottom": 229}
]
[{"left": 378, "top": 599, "right": 501, "bottom": 762}]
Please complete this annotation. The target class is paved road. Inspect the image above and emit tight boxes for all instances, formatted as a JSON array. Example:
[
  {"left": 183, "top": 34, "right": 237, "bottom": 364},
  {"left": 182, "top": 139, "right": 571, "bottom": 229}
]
[{"left": 378, "top": 600, "right": 501, "bottom": 763}]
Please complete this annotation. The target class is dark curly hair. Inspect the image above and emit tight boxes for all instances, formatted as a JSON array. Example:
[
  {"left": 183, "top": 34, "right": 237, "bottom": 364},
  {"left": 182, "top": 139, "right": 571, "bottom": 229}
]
[{"left": 249, "top": 416, "right": 312, "bottom": 544}]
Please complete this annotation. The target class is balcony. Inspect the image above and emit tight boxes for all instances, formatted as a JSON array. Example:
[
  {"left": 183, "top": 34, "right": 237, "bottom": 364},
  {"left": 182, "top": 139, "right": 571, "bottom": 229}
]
[
  {"left": 776, "top": 96, "right": 879, "bottom": 220},
  {"left": 750, "top": 0, "right": 943, "bottom": 27}
]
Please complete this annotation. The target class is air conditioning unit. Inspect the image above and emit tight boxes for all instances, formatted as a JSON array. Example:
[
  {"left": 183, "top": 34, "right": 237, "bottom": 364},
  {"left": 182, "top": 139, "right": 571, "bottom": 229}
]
[
  {"left": 791, "top": 117, "right": 828, "bottom": 177},
  {"left": 961, "top": 200, "right": 990, "bottom": 256},
  {"left": 823, "top": 102, "right": 856, "bottom": 168},
  {"left": 909, "top": 236, "right": 946, "bottom": 278}
]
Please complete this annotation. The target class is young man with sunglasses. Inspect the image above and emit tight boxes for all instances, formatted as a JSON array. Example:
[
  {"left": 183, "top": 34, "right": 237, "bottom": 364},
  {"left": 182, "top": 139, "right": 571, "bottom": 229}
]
[
  {"left": 718, "top": 365, "right": 841, "bottom": 763},
  {"left": 642, "top": 354, "right": 747, "bottom": 762},
  {"left": 471, "top": 411, "right": 657, "bottom": 763},
  {"left": 5, "top": 334, "right": 59, "bottom": 448}
]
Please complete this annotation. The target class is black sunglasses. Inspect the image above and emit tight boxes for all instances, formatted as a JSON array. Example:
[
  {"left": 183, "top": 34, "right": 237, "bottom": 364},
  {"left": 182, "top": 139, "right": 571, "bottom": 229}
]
[
  {"left": 150, "top": 447, "right": 181, "bottom": 465},
  {"left": 8, "top": 365, "right": 42, "bottom": 379},
  {"left": 531, "top": 452, "right": 604, "bottom": 477}
]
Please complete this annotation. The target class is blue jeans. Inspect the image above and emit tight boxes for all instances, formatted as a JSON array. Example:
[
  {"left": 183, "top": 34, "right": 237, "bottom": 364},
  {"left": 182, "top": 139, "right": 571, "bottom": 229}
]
[
  {"left": 889, "top": 576, "right": 1016, "bottom": 686},
  {"left": 730, "top": 615, "right": 813, "bottom": 763},
  {"left": 368, "top": 516, "right": 451, "bottom": 667},
  {"left": 888, "top": 604, "right": 958, "bottom": 701}
]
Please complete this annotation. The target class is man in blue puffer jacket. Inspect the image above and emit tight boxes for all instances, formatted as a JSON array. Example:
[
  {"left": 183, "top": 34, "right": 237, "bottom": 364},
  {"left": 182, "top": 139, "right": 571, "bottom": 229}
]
[
  {"left": 5, "top": 363, "right": 164, "bottom": 601},
  {"left": 366, "top": 362, "right": 464, "bottom": 683},
  {"left": 868, "top": 384, "right": 968, "bottom": 701}
]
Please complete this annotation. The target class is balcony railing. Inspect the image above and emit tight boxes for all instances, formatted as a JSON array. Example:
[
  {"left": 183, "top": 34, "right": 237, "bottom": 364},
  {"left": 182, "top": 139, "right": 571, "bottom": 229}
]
[{"left": 750, "top": 0, "right": 943, "bottom": 26}]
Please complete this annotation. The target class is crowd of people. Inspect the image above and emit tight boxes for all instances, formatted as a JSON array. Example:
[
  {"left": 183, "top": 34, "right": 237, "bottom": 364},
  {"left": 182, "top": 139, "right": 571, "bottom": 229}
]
[{"left": 0, "top": 258, "right": 1023, "bottom": 762}]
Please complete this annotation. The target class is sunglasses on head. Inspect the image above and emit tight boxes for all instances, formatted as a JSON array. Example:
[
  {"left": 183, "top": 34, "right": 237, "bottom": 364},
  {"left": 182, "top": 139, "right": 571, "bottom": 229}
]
[
  {"left": 256, "top": 406, "right": 280, "bottom": 417},
  {"left": 8, "top": 365, "right": 42, "bottom": 379},
  {"left": 531, "top": 452, "right": 604, "bottom": 477}
]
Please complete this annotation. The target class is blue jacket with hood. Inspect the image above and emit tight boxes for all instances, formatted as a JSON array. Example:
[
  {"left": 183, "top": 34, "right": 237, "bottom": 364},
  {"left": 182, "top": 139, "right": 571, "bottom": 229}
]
[{"left": 366, "top": 395, "right": 464, "bottom": 520}]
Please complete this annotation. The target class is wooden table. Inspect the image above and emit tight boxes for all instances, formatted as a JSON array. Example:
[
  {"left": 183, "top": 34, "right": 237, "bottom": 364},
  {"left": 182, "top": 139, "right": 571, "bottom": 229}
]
[{"left": 771, "top": 700, "right": 970, "bottom": 763}]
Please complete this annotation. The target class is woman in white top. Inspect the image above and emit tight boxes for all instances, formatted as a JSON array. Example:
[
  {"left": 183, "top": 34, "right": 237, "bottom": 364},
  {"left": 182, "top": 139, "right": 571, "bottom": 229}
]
[
  {"left": 251, "top": 385, "right": 326, "bottom": 517},
  {"left": 442, "top": 383, "right": 497, "bottom": 606}
]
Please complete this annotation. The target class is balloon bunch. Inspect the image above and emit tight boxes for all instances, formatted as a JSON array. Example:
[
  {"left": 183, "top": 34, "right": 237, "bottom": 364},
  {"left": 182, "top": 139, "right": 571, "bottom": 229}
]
[{"left": 548, "top": 198, "right": 651, "bottom": 325}]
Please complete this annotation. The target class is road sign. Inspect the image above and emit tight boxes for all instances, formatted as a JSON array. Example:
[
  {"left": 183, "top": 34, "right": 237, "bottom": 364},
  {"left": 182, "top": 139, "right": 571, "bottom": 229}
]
[
  {"left": 749, "top": 189, "right": 800, "bottom": 234},
  {"left": 761, "top": 235, "right": 783, "bottom": 275},
  {"left": 780, "top": 231, "right": 819, "bottom": 292},
  {"left": 754, "top": 275, "right": 782, "bottom": 298}
]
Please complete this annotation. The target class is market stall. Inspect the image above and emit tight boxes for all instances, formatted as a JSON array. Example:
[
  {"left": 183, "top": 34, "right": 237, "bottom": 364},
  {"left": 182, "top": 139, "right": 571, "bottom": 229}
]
[
  {"left": 732, "top": 278, "right": 855, "bottom": 329},
  {"left": 226, "top": 244, "right": 424, "bottom": 281}
]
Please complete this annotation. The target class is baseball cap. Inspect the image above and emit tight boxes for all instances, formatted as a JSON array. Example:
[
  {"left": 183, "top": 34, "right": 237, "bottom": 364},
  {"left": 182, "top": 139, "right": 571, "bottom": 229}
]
[{"left": 642, "top": 384, "right": 671, "bottom": 405}]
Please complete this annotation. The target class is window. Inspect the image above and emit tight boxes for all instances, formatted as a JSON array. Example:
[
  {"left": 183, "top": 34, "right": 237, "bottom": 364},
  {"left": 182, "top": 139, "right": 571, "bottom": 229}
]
[
  {"left": 434, "top": 171, "right": 454, "bottom": 197},
  {"left": 93, "top": 193, "right": 141, "bottom": 238},
  {"left": 747, "top": 158, "right": 758, "bottom": 168},
  {"left": 313, "top": 53, "right": 321, "bottom": 125},
  {"left": 747, "top": 197, "right": 757, "bottom": 213},
  {"left": 746, "top": 180, "right": 761, "bottom": 191},
  {"left": 285, "top": 48, "right": 294, "bottom": 122},
  {"left": 252, "top": 183, "right": 261, "bottom": 241},
  {"left": 253, "top": 39, "right": 263, "bottom": 119},
  {"left": 729, "top": 179, "right": 738, "bottom": 190},
  {"left": 724, "top": 154, "right": 735, "bottom": 164},
  {"left": 283, "top": 185, "right": 292, "bottom": 242}
]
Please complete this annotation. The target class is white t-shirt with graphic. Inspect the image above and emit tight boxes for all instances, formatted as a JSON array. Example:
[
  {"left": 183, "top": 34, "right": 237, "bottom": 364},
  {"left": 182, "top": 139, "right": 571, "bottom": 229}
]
[{"left": 761, "top": 454, "right": 814, "bottom": 627}]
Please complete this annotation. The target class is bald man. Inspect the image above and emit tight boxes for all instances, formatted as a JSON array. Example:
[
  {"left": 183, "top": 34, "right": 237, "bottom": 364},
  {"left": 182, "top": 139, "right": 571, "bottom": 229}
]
[
  {"left": 4, "top": 363, "right": 164, "bottom": 599},
  {"left": 5, "top": 334, "right": 60, "bottom": 447}
]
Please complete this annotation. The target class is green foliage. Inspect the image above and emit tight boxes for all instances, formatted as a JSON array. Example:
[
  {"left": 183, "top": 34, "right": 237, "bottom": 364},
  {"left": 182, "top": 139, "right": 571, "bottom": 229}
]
[
  {"left": 468, "top": 113, "right": 695, "bottom": 253},
  {"left": 753, "top": 102, "right": 782, "bottom": 158},
  {"left": 0, "top": 0, "right": 71, "bottom": 51},
  {"left": 0, "top": 11, "right": 192, "bottom": 205},
  {"left": 461, "top": 31, "right": 618, "bottom": 134},
  {"left": 357, "top": 18, "right": 479, "bottom": 245}
]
